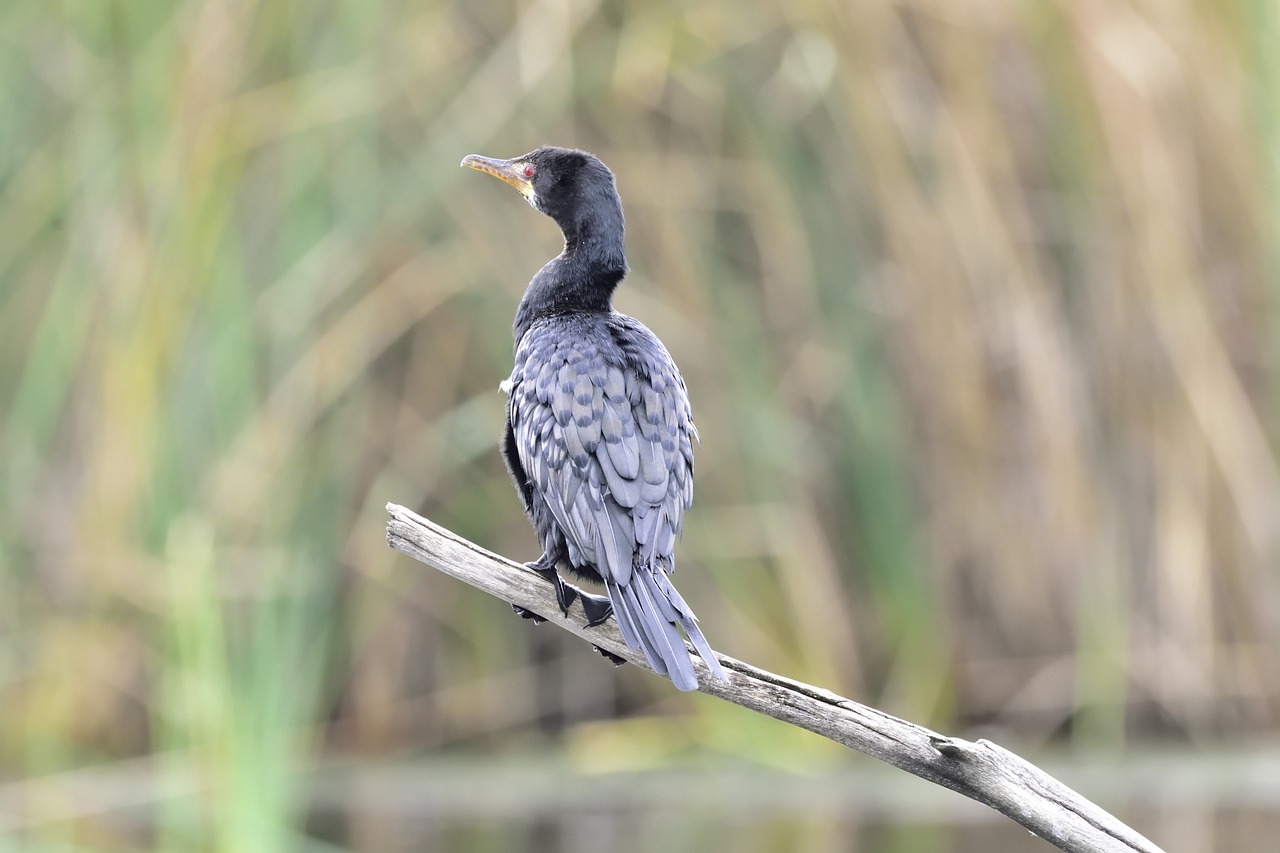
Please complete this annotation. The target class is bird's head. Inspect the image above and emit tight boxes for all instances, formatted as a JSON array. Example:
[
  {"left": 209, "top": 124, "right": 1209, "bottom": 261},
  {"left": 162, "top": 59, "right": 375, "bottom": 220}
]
[{"left": 461, "top": 146, "right": 624, "bottom": 253}]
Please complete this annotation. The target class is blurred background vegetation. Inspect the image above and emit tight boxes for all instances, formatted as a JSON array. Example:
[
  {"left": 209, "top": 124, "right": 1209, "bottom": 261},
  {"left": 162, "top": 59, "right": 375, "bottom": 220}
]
[{"left": 3, "top": 0, "right": 1279, "bottom": 850}]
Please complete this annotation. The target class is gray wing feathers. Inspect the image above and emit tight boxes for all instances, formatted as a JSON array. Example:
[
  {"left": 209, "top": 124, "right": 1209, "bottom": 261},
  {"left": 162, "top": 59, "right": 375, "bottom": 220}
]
[
  {"left": 601, "top": 375, "right": 640, "bottom": 480},
  {"left": 593, "top": 499, "right": 634, "bottom": 587},
  {"left": 599, "top": 452, "right": 641, "bottom": 508},
  {"left": 511, "top": 320, "right": 726, "bottom": 690}
]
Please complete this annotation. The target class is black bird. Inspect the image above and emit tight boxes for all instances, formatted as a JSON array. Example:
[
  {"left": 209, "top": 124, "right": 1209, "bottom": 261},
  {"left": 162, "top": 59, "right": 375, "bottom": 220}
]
[{"left": 461, "top": 146, "right": 727, "bottom": 691}]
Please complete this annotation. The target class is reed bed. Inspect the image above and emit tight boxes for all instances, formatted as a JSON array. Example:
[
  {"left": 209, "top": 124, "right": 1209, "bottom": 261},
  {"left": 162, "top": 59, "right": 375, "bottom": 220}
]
[{"left": 1, "top": 0, "right": 1277, "bottom": 847}]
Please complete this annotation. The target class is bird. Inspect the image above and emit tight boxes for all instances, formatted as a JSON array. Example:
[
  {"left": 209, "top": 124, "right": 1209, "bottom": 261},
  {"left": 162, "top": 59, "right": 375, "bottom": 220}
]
[{"left": 461, "top": 146, "right": 727, "bottom": 691}]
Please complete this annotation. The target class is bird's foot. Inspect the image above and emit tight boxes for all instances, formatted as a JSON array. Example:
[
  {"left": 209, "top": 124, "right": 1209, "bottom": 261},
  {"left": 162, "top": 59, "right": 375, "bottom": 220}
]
[
  {"left": 592, "top": 646, "right": 627, "bottom": 667},
  {"left": 576, "top": 591, "right": 613, "bottom": 628},
  {"left": 510, "top": 603, "right": 547, "bottom": 623},
  {"left": 524, "top": 559, "right": 578, "bottom": 617}
]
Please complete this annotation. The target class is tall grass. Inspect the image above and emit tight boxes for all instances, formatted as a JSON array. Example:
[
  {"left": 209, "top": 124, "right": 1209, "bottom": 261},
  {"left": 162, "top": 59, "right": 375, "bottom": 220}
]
[{"left": 1, "top": 0, "right": 1277, "bottom": 846}]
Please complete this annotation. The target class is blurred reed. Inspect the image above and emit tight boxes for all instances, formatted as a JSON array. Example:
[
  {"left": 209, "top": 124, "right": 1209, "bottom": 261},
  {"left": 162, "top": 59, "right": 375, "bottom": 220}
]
[{"left": 1, "top": 0, "right": 1278, "bottom": 846}]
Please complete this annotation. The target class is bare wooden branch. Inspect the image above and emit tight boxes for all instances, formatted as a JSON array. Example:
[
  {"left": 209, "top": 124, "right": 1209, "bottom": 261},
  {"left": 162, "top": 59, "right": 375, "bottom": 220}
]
[{"left": 386, "top": 503, "right": 1164, "bottom": 853}]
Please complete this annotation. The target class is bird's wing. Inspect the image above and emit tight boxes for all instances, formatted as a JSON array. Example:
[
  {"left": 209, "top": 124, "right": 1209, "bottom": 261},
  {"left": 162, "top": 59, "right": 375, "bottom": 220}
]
[{"left": 508, "top": 321, "right": 695, "bottom": 587}]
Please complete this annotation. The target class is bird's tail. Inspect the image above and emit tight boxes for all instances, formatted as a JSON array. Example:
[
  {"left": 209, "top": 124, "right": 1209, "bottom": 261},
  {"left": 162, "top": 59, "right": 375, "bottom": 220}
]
[{"left": 606, "top": 570, "right": 727, "bottom": 692}]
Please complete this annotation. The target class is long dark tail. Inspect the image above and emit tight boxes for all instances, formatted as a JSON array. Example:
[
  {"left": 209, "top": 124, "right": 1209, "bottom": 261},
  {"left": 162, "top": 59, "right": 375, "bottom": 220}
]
[{"left": 606, "top": 570, "right": 727, "bottom": 691}]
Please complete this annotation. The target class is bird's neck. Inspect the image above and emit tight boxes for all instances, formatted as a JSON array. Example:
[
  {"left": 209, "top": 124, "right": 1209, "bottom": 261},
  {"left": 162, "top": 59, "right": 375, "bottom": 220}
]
[{"left": 513, "top": 216, "right": 627, "bottom": 343}]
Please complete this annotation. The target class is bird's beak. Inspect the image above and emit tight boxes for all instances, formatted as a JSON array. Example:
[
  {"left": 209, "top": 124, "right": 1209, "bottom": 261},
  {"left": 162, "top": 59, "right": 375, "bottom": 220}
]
[{"left": 461, "top": 154, "right": 535, "bottom": 201}]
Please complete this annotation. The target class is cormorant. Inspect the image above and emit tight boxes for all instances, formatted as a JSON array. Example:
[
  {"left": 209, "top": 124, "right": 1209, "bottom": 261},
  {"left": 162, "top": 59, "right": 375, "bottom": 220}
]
[{"left": 461, "top": 146, "right": 727, "bottom": 691}]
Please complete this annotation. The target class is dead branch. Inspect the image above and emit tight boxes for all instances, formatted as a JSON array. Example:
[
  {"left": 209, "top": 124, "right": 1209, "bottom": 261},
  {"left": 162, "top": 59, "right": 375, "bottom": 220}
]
[{"left": 386, "top": 502, "right": 1163, "bottom": 853}]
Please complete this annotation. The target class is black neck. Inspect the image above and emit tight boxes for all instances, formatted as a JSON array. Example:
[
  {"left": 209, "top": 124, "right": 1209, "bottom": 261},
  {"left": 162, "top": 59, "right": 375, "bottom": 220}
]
[{"left": 513, "top": 207, "right": 627, "bottom": 343}]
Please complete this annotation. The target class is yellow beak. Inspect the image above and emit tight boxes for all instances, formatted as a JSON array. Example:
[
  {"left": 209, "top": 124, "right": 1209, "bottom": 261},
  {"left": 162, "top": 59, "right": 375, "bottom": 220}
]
[{"left": 461, "top": 154, "right": 535, "bottom": 201}]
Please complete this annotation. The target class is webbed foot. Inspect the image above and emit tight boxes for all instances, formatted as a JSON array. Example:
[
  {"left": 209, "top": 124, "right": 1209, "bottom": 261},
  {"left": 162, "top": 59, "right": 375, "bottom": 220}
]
[
  {"left": 593, "top": 646, "right": 627, "bottom": 666},
  {"left": 525, "top": 558, "right": 577, "bottom": 617},
  {"left": 577, "top": 591, "right": 613, "bottom": 628},
  {"left": 511, "top": 603, "right": 547, "bottom": 623}
]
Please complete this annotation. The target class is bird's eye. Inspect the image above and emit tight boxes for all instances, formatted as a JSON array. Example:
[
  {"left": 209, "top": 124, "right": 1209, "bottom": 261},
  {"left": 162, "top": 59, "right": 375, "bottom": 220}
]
[{"left": 523, "top": 165, "right": 535, "bottom": 178}]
